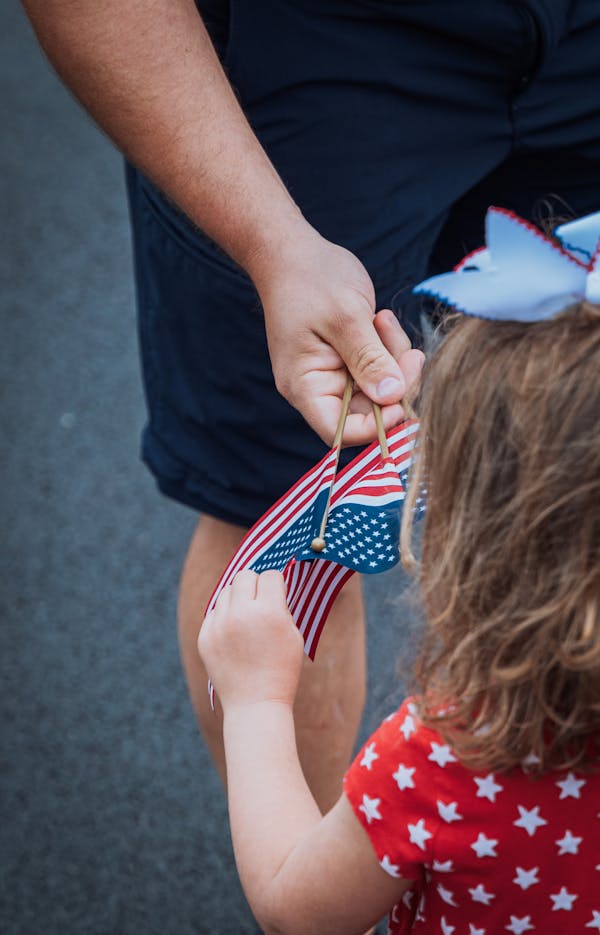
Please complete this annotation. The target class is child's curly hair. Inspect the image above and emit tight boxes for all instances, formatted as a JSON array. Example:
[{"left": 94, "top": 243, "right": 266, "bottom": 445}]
[{"left": 401, "top": 302, "right": 600, "bottom": 772}]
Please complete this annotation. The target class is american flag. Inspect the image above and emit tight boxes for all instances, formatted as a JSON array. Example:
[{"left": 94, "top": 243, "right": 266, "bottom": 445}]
[{"left": 206, "top": 419, "right": 420, "bottom": 660}]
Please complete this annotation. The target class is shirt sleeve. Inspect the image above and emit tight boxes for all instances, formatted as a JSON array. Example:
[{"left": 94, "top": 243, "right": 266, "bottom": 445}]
[{"left": 343, "top": 697, "right": 442, "bottom": 881}]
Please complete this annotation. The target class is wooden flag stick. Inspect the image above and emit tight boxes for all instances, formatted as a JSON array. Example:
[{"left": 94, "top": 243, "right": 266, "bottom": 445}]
[
  {"left": 311, "top": 375, "right": 353, "bottom": 552},
  {"left": 311, "top": 380, "right": 415, "bottom": 552}
]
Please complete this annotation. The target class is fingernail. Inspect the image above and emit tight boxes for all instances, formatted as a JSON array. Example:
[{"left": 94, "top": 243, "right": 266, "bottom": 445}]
[{"left": 376, "top": 377, "right": 404, "bottom": 398}]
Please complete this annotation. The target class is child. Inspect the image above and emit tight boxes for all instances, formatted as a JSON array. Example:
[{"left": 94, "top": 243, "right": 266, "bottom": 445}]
[{"left": 198, "top": 209, "right": 600, "bottom": 935}]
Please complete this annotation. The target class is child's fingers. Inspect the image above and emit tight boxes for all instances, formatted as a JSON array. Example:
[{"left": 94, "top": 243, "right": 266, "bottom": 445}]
[
  {"left": 230, "top": 569, "right": 259, "bottom": 609},
  {"left": 256, "top": 569, "right": 289, "bottom": 608},
  {"left": 212, "top": 582, "right": 232, "bottom": 618}
]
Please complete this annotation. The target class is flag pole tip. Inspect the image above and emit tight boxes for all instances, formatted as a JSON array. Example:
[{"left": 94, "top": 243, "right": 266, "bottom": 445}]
[{"left": 311, "top": 537, "right": 326, "bottom": 552}]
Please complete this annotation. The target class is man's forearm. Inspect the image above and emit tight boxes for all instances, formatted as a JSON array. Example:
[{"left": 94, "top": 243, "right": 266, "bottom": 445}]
[{"left": 23, "top": 0, "right": 306, "bottom": 282}]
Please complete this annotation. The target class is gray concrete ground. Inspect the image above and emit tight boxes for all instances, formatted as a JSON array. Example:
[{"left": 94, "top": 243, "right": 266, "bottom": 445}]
[{"left": 1, "top": 7, "right": 419, "bottom": 933}]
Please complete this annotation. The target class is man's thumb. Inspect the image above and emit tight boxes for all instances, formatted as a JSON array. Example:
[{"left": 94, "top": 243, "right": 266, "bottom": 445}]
[{"left": 337, "top": 320, "right": 406, "bottom": 403}]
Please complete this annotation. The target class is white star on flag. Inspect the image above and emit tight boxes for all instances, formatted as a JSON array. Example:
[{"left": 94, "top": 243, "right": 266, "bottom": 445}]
[
  {"left": 437, "top": 800, "right": 463, "bottom": 823},
  {"left": 514, "top": 805, "right": 547, "bottom": 837},
  {"left": 506, "top": 915, "right": 534, "bottom": 934},
  {"left": 550, "top": 887, "right": 577, "bottom": 911},
  {"left": 556, "top": 772, "right": 586, "bottom": 799},
  {"left": 379, "top": 855, "right": 400, "bottom": 878},
  {"left": 471, "top": 832, "right": 498, "bottom": 858},
  {"left": 399, "top": 714, "right": 416, "bottom": 741},
  {"left": 437, "top": 883, "right": 458, "bottom": 906},
  {"left": 408, "top": 818, "right": 432, "bottom": 851},
  {"left": 360, "top": 742, "right": 379, "bottom": 770},
  {"left": 469, "top": 883, "right": 495, "bottom": 905},
  {"left": 556, "top": 829, "right": 582, "bottom": 855},
  {"left": 393, "top": 763, "right": 415, "bottom": 791},
  {"left": 440, "top": 916, "right": 455, "bottom": 935},
  {"left": 359, "top": 794, "right": 382, "bottom": 824},
  {"left": 513, "top": 867, "right": 539, "bottom": 891},
  {"left": 474, "top": 773, "right": 504, "bottom": 803},
  {"left": 428, "top": 742, "right": 457, "bottom": 767},
  {"left": 586, "top": 910, "right": 600, "bottom": 930}
]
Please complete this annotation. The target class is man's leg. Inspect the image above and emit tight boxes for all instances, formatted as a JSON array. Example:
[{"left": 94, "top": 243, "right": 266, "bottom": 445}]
[{"left": 177, "top": 513, "right": 366, "bottom": 813}]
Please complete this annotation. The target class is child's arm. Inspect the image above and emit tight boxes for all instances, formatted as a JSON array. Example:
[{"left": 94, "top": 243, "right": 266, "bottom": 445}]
[{"left": 199, "top": 570, "right": 411, "bottom": 935}]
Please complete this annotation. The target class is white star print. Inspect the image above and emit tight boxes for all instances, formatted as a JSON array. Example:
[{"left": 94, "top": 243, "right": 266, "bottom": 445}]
[
  {"left": 506, "top": 915, "right": 534, "bottom": 934},
  {"left": 469, "top": 926, "right": 486, "bottom": 935},
  {"left": 437, "top": 800, "right": 463, "bottom": 823},
  {"left": 586, "top": 910, "right": 600, "bottom": 929},
  {"left": 393, "top": 763, "right": 415, "bottom": 791},
  {"left": 514, "top": 805, "right": 547, "bottom": 837},
  {"left": 556, "top": 829, "right": 582, "bottom": 855},
  {"left": 432, "top": 859, "right": 454, "bottom": 873},
  {"left": 437, "top": 883, "right": 457, "bottom": 906},
  {"left": 522, "top": 751, "right": 541, "bottom": 769},
  {"left": 360, "top": 742, "right": 379, "bottom": 770},
  {"left": 556, "top": 772, "right": 586, "bottom": 800},
  {"left": 359, "top": 794, "right": 382, "bottom": 824},
  {"left": 513, "top": 867, "right": 539, "bottom": 890},
  {"left": 428, "top": 742, "right": 457, "bottom": 767},
  {"left": 380, "top": 855, "right": 400, "bottom": 878},
  {"left": 474, "top": 773, "right": 504, "bottom": 803},
  {"left": 407, "top": 818, "right": 432, "bottom": 851},
  {"left": 469, "top": 883, "right": 495, "bottom": 905},
  {"left": 471, "top": 832, "right": 498, "bottom": 858},
  {"left": 399, "top": 714, "right": 416, "bottom": 740},
  {"left": 440, "top": 917, "right": 455, "bottom": 935},
  {"left": 550, "top": 887, "right": 577, "bottom": 911},
  {"left": 401, "top": 889, "right": 414, "bottom": 909}
]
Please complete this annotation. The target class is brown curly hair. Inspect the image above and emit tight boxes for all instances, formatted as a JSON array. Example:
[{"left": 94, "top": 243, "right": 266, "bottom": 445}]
[{"left": 401, "top": 303, "right": 600, "bottom": 772}]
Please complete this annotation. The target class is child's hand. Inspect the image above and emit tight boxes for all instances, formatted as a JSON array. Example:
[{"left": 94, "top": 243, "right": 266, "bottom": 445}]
[{"left": 198, "top": 569, "right": 305, "bottom": 713}]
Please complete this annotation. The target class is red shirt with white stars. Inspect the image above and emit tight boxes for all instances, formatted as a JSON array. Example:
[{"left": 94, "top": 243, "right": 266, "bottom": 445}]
[{"left": 343, "top": 698, "right": 599, "bottom": 935}]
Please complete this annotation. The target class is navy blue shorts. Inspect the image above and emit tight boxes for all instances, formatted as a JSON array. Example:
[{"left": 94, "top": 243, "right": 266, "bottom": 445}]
[{"left": 127, "top": 0, "right": 600, "bottom": 527}]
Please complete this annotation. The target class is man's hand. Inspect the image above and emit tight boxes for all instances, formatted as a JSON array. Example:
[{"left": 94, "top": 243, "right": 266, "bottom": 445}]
[
  {"left": 250, "top": 226, "right": 425, "bottom": 445},
  {"left": 198, "top": 570, "right": 304, "bottom": 713}
]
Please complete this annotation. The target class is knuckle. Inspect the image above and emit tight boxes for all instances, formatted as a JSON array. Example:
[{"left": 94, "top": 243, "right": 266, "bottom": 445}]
[
  {"left": 327, "top": 307, "right": 354, "bottom": 336},
  {"left": 352, "top": 342, "right": 389, "bottom": 377}
]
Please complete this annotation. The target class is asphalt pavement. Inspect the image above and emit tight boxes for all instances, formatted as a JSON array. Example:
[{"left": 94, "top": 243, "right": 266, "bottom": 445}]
[{"left": 1, "top": 8, "right": 419, "bottom": 933}]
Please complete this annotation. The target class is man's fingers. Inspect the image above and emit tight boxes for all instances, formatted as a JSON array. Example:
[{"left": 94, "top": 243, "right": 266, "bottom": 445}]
[
  {"left": 325, "top": 312, "right": 406, "bottom": 406},
  {"left": 373, "top": 309, "right": 411, "bottom": 360}
]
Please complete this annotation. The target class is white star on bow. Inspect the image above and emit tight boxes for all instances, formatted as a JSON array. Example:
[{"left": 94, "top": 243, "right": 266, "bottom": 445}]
[
  {"left": 513, "top": 866, "right": 539, "bottom": 891},
  {"left": 380, "top": 855, "right": 401, "bottom": 878},
  {"left": 506, "top": 915, "right": 534, "bottom": 934},
  {"left": 359, "top": 794, "right": 382, "bottom": 824},
  {"left": 428, "top": 742, "right": 457, "bottom": 767},
  {"left": 469, "top": 883, "right": 495, "bottom": 905},
  {"left": 471, "top": 832, "right": 498, "bottom": 858},
  {"left": 556, "top": 771, "right": 586, "bottom": 800},
  {"left": 407, "top": 818, "right": 432, "bottom": 851},
  {"left": 474, "top": 772, "right": 504, "bottom": 803},
  {"left": 393, "top": 763, "right": 415, "bottom": 791},
  {"left": 360, "top": 742, "right": 379, "bottom": 770},
  {"left": 437, "top": 800, "right": 463, "bottom": 823},
  {"left": 513, "top": 805, "right": 547, "bottom": 837},
  {"left": 550, "top": 886, "right": 577, "bottom": 911},
  {"left": 556, "top": 829, "right": 582, "bottom": 855}
]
